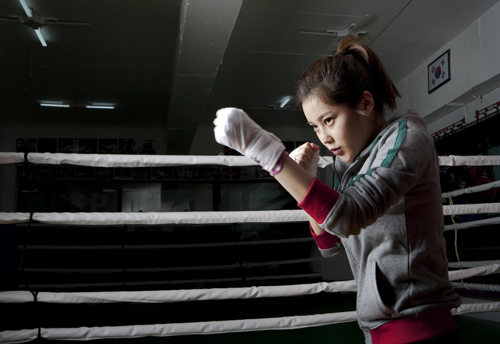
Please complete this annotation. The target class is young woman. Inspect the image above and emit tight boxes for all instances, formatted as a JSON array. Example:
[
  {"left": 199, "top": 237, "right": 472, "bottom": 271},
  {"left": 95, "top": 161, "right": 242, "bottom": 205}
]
[{"left": 213, "top": 36, "right": 461, "bottom": 344}]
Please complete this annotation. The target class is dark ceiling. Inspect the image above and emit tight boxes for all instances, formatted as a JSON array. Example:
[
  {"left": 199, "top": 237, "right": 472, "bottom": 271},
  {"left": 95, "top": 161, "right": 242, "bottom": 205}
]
[{"left": 1, "top": 0, "right": 499, "bottom": 154}]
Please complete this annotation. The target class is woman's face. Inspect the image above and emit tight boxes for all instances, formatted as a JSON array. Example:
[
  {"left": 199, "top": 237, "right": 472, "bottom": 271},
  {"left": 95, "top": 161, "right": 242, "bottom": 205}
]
[{"left": 302, "top": 94, "right": 380, "bottom": 163}]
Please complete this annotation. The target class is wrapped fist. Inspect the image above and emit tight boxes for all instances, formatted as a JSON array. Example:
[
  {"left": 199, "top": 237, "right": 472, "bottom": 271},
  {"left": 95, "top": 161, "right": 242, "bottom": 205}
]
[{"left": 214, "top": 107, "right": 285, "bottom": 172}]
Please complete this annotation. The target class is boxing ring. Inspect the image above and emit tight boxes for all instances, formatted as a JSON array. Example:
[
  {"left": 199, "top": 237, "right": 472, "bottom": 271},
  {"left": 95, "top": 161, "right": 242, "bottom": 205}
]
[{"left": 1, "top": 152, "right": 500, "bottom": 343}]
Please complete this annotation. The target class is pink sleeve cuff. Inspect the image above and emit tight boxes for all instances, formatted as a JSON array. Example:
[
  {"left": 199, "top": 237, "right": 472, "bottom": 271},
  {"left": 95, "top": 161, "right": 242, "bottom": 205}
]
[
  {"left": 297, "top": 177, "right": 339, "bottom": 224},
  {"left": 310, "top": 225, "right": 341, "bottom": 250}
]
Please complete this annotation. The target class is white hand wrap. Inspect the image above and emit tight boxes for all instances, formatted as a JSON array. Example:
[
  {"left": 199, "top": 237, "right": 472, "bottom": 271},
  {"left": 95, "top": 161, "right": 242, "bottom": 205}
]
[
  {"left": 290, "top": 145, "right": 319, "bottom": 177},
  {"left": 214, "top": 107, "right": 285, "bottom": 171}
]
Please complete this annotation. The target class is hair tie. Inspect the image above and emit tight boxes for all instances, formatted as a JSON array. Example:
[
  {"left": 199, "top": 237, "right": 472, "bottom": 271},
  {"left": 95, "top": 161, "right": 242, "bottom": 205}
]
[{"left": 335, "top": 52, "right": 344, "bottom": 56}]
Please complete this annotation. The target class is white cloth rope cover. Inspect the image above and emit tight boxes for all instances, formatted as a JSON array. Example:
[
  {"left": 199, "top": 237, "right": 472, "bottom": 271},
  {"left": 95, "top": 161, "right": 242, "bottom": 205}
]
[
  {"left": 444, "top": 216, "right": 500, "bottom": 231},
  {"left": 438, "top": 155, "right": 500, "bottom": 166},
  {"left": 442, "top": 180, "right": 500, "bottom": 199},
  {"left": 0, "top": 311, "right": 358, "bottom": 344},
  {"left": 0, "top": 329, "right": 38, "bottom": 344},
  {"left": 0, "top": 280, "right": 358, "bottom": 304},
  {"left": 1, "top": 302, "right": 499, "bottom": 344},
  {"left": 448, "top": 264, "right": 500, "bottom": 281},
  {"left": 2, "top": 152, "right": 500, "bottom": 168},
  {"left": 19, "top": 265, "right": 499, "bottom": 291},
  {"left": 451, "top": 282, "right": 500, "bottom": 293},
  {"left": 2, "top": 204, "right": 499, "bottom": 226},
  {"left": 453, "top": 302, "right": 500, "bottom": 315},
  {"left": 12, "top": 273, "right": 325, "bottom": 290},
  {"left": 449, "top": 260, "right": 500, "bottom": 268},
  {"left": 0, "top": 152, "right": 335, "bottom": 169},
  {"left": 442, "top": 203, "right": 500, "bottom": 215},
  {"left": 2, "top": 264, "right": 498, "bottom": 304},
  {"left": 0, "top": 210, "right": 309, "bottom": 225}
]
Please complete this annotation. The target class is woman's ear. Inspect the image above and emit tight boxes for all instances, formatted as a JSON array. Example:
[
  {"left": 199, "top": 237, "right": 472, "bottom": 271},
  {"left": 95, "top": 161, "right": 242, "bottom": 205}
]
[{"left": 357, "top": 91, "right": 375, "bottom": 115}]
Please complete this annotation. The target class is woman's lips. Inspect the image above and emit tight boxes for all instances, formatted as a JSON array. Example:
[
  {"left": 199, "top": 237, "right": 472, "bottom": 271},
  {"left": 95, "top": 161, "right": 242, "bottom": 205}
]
[{"left": 330, "top": 147, "right": 341, "bottom": 155}]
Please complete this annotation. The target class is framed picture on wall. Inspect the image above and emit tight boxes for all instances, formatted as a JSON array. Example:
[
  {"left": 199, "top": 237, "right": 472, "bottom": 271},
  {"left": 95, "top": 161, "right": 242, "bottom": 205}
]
[
  {"left": 99, "top": 139, "right": 118, "bottom": 154},
  {"left": 36, "top": 166, "right": 55, "bottom": 180},
  {"left": 114, "top": 168, "right": 133, "bottom": 180},
  {"left": 137, "top": 139, "right": 156, "bottom": 155},
  {"left": 76, "top": 167, "right": 95, "bottom": 180},
  {"left": 118, "top": 139, "right": 137, "bottom": 154},
  {"left": 79, "top": 139, "right": 98, "bottom": 153},
  {"left": 428, "top": 50, "right": 451, "bottom": 94},
  {"left": 16, "top": 138, "right": 37, "bottom": 152},
  {"left": 58, "top": 138, "right": 79, "bottom": 153}
]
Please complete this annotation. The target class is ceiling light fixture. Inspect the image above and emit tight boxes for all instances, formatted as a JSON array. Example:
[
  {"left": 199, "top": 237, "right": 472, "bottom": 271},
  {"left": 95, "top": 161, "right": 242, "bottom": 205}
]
[
  {"left": 279, "top": 96, "right": 292, "bottom": 108},
  {"left": 19, "top": 0, "right": 47, "bottom": 47},
  {"left": 34, "top": 28, "right": 47, "bottom": 47},
  {"left": 18, "top": 0, "right": 32, "bottom": 17},
  {"left": 85, "top": 105, "right": 115, "bottom": 110},
  {"left": 40, "top": 101, "right": 115, "bottom": 109},
  {"left": 40, "top": 102, "right": 70, "bottom": 108}
]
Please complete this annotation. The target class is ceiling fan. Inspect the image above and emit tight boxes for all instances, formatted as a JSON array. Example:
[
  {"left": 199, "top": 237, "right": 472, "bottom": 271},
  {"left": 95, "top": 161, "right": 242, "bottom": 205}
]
[
  {"left": 0, "top": 0, "right": 90, "bottom": 47},
  {"left": 248, "top": 104, "right": 302, "bottom": 112},
  {"left": 249, "top": 96, "right": 303, "bottom": 112},
  {"left": 299, "top": 15, "right": 370, "bottom": 38}
]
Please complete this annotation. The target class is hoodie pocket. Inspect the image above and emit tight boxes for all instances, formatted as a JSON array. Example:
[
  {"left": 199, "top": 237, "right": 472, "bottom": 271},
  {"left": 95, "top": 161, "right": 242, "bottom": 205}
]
[
  {"left": 373, "top": 260, "right": 396, "bottom": 315},
  {"left": 358, "top": 260, "right": 396, "bottom": 321}
]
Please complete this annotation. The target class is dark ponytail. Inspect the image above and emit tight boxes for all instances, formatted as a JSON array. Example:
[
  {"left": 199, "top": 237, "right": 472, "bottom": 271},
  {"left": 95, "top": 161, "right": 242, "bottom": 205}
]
[{"left": 297, "top": 35, "right": 400, "bottom": 114}]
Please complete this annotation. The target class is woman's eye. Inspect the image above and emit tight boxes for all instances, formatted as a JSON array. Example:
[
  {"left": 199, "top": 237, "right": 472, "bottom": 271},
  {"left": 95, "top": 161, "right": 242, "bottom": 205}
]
[
  {"left": 324, "top": 118, "right": 333, "bottom": 125},
  {"left": 310, "top": 125, "right": 318, "bottom": 132}
]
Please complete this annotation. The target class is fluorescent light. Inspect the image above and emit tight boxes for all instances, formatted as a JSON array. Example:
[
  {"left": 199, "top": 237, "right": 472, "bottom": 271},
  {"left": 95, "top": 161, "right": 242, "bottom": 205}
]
[
  {"left": 18, "top": 0, "right": 32, "bottom": 17},
  {"left": 280, "top": 96, "right": 292, "bottom": 108},
  {"left": 34, "top": 28, "right": 47, "bottom": 47},
  {"left": 40, "top": 102, "right": 115, "bottom": 109},
  {"left": 85, "top": 105, "right": 115, "bottom": 109},
  {"left": 18, "top": 1, "right": 47, "bottom": 47},
  {"left": 40, "top": 102, "right": 70, "bottom": 108}
]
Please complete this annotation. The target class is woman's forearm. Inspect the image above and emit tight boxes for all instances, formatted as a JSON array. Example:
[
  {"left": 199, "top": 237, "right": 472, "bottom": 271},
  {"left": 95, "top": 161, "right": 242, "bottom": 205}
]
[
  {"left": 308, "top": 215, "right": 325, "bottom": 235},
  {"left": 273, "top": 157, "right": 325, "bottom": 235},
  {"left": 273, "top": 156, "right": 315, "bottom": 202}
]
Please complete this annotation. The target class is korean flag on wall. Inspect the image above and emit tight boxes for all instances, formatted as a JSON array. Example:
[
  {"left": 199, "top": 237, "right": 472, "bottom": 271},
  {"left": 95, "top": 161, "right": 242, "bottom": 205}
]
[{"left": 428, "top": 50, "right": 450, "bottom": 94}]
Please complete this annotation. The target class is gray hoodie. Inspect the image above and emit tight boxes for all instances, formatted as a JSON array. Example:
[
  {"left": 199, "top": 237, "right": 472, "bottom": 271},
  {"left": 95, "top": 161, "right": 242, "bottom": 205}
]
[{"left": 304, "top": 111, "right": 461, "bottom": 334}]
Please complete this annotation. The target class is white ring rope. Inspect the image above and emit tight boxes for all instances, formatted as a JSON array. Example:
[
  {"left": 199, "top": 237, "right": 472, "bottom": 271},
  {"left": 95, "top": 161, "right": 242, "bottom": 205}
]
[
  {"left": 453, "top": 302, "right": 500, "bottom": 315},
  {"left": 9, "top": 262, "right": 499, "bottom": 292},
  {"left": 0, "top": 152, "right": 335, "bottom": 169},
  {"left": 451, "top": 282, "right": 500, "bottom": 293},
  {"left": 0, "top": 280, "right": 358, "bottom": 303},
  {"left": 442, "top": 203, "right": 500, "bottom": 215},
  {"left": 0, "top": 210, "right": 309, "bottom": 225},
  {"left": 0, "top": 311, "right": 359, "bottom": 344},
  {"left": 2, "top": 152, "right": 499, "bottom": 168},
  {"left": 444, "top": 216, "right": 500, "bottom": 231},
  {"left": 442, "top": 180, "right": 500, "bottom": 199},
  {"left": 1, "top": 203, "right": 499, "bottom": 226},
  {"left": 448, "top": 264, "right": 500, "bottom": 281},
  {"left": 438, "top": 155, "right": 500, "bottom": 166},
  {"left": 13, "top": 273, "right": 324, "bottom": 290},
  {"left": 1, "top": 303, "right": 499, "bottom": 344},
  {"left": 1, "top": 265, "right": 497, "bottom": 304},
  {"left": 449, "top": 260, "right": 500, "bottom": 268}
]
